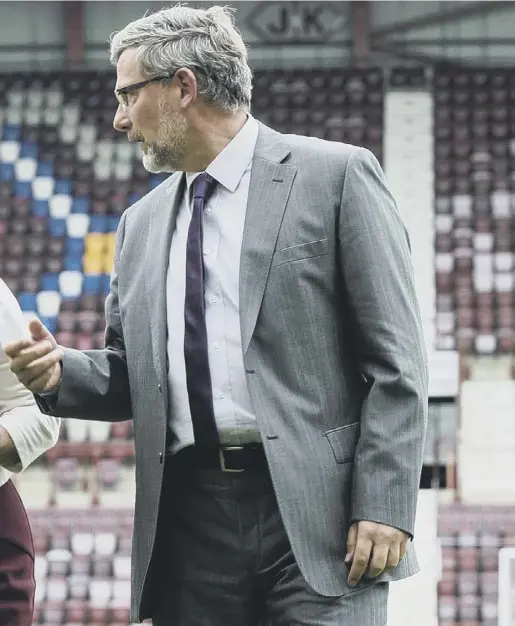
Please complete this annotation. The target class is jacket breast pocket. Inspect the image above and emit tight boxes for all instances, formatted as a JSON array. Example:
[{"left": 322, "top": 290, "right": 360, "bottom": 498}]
[
  {"left": 271, "top": 238, "right": 329, "bottom": 269},
  {"left": 324, "top": 422, "right": 361, "bottom": 464}
]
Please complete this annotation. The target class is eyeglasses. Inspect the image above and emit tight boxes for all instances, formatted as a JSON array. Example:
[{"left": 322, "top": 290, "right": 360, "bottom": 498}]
[{"left": 115, "top": 73, "right": 175, "bottom": 109}]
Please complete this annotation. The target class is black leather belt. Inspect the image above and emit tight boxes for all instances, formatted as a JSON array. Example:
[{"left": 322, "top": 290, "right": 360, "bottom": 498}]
[{"left": 171, "top": 443, "right": 268, "bottom": 473}]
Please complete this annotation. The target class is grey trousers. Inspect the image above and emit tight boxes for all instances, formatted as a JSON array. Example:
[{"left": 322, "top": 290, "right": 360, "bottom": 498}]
[{"left": 151, "top": 460, "right": 388, "bottom": 626}]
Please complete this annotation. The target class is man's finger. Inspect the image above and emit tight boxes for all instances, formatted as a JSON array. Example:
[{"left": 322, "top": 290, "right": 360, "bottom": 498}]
[
  {"left": 3, "top": 339, "right": 33, "bottom": 359},
  {"left": 15, "top": 349, "right": 63, "bottom": 387},
  {"left": 29, "top": 319, "right": 55, "bottom": 345},
  {"left": 9, "top": 341, "right": 56, "bottom": 374},
  {"left": 24, "top": 369, "right": 56, "bottom": 394},
  {"left": 347, "top": 538, "right": 372, "bottom": 587},
  {"left": 385, "top": 544, "right": 400, "bottom": 571},
  {"left": 368, "top": 544, "right": 389, "bottom": 578}
]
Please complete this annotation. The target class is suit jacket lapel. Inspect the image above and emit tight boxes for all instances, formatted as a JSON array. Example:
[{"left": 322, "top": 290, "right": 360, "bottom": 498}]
[
  {"left": 240, "top": 124, "right": 297, "bottom": 354},
  {"left": 145, "top": 173, "right": 186, "bottom": 387}
]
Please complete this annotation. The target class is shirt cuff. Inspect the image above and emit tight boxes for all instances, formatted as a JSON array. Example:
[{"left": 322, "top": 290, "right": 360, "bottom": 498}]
[
  {"left": 0, "top": 407, "right": 60, "bottom": 473},
  {"left": 39, "top": 387, "right": 60, "bottom": 397}
]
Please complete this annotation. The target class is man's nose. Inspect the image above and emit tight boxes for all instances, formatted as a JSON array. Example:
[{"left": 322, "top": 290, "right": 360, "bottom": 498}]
[{"left": 113, "top": 105, "right": 132, "bottom": 132}]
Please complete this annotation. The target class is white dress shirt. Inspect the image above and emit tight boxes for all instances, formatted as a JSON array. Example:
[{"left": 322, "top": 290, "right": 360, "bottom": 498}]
[
  {"left": 166, "top": 115, "right": 260, "bottom": 453},
  {"left": 0, "top": 279, "right": 61, "bottom": 483}
]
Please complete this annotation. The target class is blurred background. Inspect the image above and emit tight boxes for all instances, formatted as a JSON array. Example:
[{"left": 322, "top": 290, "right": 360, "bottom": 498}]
[{"left": 0, "top": 1, "right": 514, "bottom": 625}]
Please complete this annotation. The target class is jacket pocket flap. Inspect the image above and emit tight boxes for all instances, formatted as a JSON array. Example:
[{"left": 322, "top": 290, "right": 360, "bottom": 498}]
[
  {"left": 325, "top": 422, "right": 360, "bottom": 464},
  {"left": 272, "top": 238, "right": 329, "bottom": 268}
]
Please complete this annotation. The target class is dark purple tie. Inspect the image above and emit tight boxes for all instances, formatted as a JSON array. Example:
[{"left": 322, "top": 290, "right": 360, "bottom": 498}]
[{"left": 184, "top": 173, "right": 220, "bottom": 447}]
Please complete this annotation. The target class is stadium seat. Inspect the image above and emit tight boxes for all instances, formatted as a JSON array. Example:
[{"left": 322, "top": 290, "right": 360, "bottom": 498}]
[
  {"left": 59, "top": 270, "right": 83, "bottom": 298},
  {"left": 96, "top": 459, "right": 121, "bottom": 489},
  {"left": 52, "top": 458, "right": 81, "bottom": 490},
  {"left": 36, "top": 290, "right": 61, "bottom": 318},
  {"left": 71, "top": 532, "right": 95, "bottom": 556},
  {"left": 65, "top": 419, "right": 89, "bottom": 443},
  {"left": 90, "top": 420, "right": 111, "bottom": 443},
  {"left": 75, "top": 332, "right": 94, "bottom": 349}
]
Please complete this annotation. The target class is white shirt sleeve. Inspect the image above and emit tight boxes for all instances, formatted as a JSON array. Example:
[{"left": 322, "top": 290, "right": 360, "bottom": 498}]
[{"left": 0, "top": 279, "right": 61, "bottom": 472}]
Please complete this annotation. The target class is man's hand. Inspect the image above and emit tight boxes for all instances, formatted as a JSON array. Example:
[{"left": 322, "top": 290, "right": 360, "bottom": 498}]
[
  {"left": 4, "top": 319, "right": 63, "bottom": 394},
  {"left": 345, "top": 520, "right": 409, "bottom": 587}
]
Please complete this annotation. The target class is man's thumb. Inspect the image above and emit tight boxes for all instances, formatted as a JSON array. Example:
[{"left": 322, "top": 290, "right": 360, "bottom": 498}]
[{"left": 29, "top": 319, "right": 55, "bottom": 345}]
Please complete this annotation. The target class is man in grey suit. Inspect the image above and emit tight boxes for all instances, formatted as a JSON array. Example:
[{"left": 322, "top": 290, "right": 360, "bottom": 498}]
[{"left": 5, "top": 5, "right": 428, "bottom": 625}]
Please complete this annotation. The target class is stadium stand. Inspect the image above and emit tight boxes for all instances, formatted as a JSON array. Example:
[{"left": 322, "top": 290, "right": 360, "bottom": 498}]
[
  {"left": 433, "top": 67, "right": 515, "bottom": 356},
  {"left": 2, "top": 64, "right": 514, "bottom": 626}
]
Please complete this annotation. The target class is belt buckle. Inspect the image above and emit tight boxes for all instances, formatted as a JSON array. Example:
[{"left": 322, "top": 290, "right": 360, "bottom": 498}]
[{"left": 219, "top": 446, "right": 245, "bottom": 473}]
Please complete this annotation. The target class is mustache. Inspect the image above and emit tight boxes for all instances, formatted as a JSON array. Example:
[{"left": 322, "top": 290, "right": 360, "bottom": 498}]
[{"left": 128, "top": 134, "right": 145, "bottom": 142}]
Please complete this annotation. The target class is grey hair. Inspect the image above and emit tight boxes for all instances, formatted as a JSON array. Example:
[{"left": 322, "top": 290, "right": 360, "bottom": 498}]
[{"left": 109, "top": 4, "right": 252, "bottom": 112}]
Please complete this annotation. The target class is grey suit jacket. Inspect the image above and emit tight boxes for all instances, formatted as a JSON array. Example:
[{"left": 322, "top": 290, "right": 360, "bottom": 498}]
[{"left": 37, "top": 122, "right": 428, "bottom": 622}]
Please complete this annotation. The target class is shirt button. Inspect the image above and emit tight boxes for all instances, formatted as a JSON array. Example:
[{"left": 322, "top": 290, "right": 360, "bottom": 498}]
[
  {"left": 213, "top": 341, "right": 219, "bottom": 350},
  {"left": 217, "top": 391, "right": 224, "bottom": 399},
  {"left": 204, "top": 247, "right": 212, "bottom": 255},
  {"left": 210, "top": 295, "right": 218, "bottom": 304},
  {"left": 205, "top": 207, "right": 212, "bottom": 215}
]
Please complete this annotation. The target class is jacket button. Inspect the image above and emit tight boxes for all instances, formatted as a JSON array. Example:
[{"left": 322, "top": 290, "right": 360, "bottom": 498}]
[
  {"left": 159, "top": 452, "right": 164, "bottom": 464},
  {"left": 157, "top": 384, "right": 162, "bottom": 392}
]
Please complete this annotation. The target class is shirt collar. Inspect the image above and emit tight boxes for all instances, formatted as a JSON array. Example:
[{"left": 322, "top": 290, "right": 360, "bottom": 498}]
[{"left": 185, "top": 114, "right": 259, "bottom": 194}]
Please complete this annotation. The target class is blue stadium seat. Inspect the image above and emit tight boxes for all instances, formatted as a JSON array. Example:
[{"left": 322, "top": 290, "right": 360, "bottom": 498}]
[
  {"left": 101, "top": 274, "right": 111, "bottom": 294},
  {"left": 17, "top": 291, "right": 37, "bottom": 312},
  {"left": 19, "top": 142, "right": 38, "bottom": 159},
  {"left": 107, "top": 216, "right": 120, "bottom": 232},
  {"left": 72, "top": 197, "right": 90, "bottom": 214},
  {"left": 0, "top": 163, "right": 14, "bottom": 181},
  {"left": 82, "top": 274, "right": 103, "bottom": 295},
  {"left": 63, "top": 255, "right": 83, "bottom": 272},
  {"left": 89, "top": 215, "right": 108, "bottom": 233},
  {"left": 32, "top": 200, "right": 49, "bottom": 218},
  {"left": 66, "top": 238, "right": 85, "bottom": 257},
  {"left": 2, "top": 124, "right": 21, "bottom": 141},
  {"left": 54, "top": 179, "right": 72, "bottom": 195},
  {"left": 14, "top": 181, "right": 32, "bottom": 198},
  {"left": 37, "top": 161, "right": 54, "bottom": 177},
  {"left": 40, "top": 273, "right": 59, "bottom": 292},
  {"left": 48, "top": 218, "right": 67, "bottom": 237}
]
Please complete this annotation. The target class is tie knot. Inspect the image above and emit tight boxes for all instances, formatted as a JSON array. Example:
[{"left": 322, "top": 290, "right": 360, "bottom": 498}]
[{"left": 192, "top": 172, "right": 216, "bottom": 203}]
